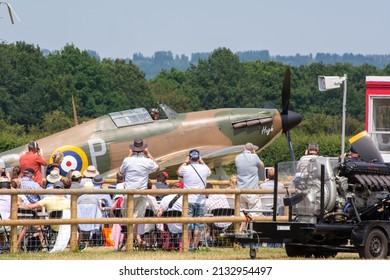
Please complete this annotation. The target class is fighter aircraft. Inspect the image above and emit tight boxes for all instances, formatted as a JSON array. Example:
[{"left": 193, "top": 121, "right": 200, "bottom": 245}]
[{"left": 0, "top": 68, "right": 302, "bottom": 179}]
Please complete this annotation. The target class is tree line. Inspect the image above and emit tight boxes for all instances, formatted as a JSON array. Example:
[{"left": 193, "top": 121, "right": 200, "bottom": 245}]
[
  {"left": 130, "top": 50, "right": 390, "bottom": 79},
  {"left": 1, "top": 42, "right": 390, "bottom": 164}
]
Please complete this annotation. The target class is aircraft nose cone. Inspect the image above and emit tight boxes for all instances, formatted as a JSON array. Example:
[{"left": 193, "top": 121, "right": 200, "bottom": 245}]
[{"left": 281, "top": 111, "right": 302, "bottom": 133}]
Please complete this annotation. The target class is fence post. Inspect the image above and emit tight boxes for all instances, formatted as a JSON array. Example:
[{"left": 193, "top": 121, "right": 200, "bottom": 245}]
[
  {"left": 182, "top": 193, "right": 188, "bottom": 252},
  {"left": 10, "top": 194, "right": 18, "bottom": 253},
  {"left": 70, "top": 194, "right": 78, "bottom": 252},
  {"left": 125, "top": 194, "right": 134, "bottom": 251}
]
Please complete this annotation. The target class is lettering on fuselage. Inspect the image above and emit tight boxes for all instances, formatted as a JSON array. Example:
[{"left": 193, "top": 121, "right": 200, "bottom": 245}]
[
  {"left": 88, "top": 138, "right": 108, "bottom": 169},
  {"left": 261, "top": 125, "right": 274, "bottom": 135}
]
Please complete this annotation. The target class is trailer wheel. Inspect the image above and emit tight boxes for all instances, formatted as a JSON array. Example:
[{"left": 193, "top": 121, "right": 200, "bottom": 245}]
[
  {"left": 358, "top": 228, "right": 388, "bottom": 259},
  {"left": 285, "top": 244, "right": 312, "bottom": 258}
]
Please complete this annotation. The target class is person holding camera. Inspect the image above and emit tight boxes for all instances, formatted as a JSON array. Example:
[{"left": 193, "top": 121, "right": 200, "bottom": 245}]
[
  {"left": 19, "top": 141, "right": 47, "bottom": 187},
  {"left": 119, "top": 138, "right": 159, "bottom": 247},
  {"left": 177, "top": 149, "right": 211, "bottom": 251}
]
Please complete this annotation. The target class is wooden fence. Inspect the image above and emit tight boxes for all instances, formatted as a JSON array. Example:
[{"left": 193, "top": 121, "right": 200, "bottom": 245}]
[{"left": 0, "top": 185, "right": 292, "bottom": 253}]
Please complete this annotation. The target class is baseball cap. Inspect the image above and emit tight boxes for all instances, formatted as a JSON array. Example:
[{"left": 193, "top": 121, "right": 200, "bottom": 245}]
[{"left": 189, "top": 149, "right": 200, "bottom": 161}]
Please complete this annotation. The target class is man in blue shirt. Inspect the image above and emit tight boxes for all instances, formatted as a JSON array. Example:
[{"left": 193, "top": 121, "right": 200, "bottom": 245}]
[{"left": 235, "top": 143, "right": 264, "bottom": 231}]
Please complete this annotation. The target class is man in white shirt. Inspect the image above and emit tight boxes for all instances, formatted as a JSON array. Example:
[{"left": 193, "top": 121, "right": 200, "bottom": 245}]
[
  {"left": 177, "top": 149, "right": 211, "bottom": 251},
  {"left": 119, "top": 138, "right": 159, "bottom": 245}
]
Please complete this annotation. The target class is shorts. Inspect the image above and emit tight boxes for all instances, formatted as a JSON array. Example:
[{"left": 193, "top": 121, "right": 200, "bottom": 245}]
[
  {"left": 239, "top": 194, "right": 261, "bottom": 215},
  {"left": 188, "top": 202, "right": 205, "bottom": 231},
  {"left": 121, "top": 195, "right": 147, "bottom": 218}
]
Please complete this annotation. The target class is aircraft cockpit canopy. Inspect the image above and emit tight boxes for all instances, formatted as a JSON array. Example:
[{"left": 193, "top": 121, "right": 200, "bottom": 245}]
[{"left": 109, "top": 108, "right": 153, "bottom": 127}]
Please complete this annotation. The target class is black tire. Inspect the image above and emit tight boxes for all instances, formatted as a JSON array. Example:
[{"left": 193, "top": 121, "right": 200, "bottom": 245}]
[
  {"left": 358, "top": 228, "right": 388, "bottom": 259},
  {"left": 285, "top": 244, "right": 312, "bottom": 258}
]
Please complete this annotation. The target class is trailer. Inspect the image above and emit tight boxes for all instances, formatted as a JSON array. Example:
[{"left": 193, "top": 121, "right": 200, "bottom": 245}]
[{"left": 228, "top": 156, "right": 390, "bottom": 259}]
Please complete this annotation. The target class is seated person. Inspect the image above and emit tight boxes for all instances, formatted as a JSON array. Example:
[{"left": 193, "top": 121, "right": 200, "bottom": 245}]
[
  {"left": 296, "top": 143, "right": 319, "bottom": 175},
  {"left": 18, "top": 181, "right": 70, "bottom": 233},
  {"left": 346, "top": 146, "right": 362, "bottom": 162},
  {"left": 0, "top": 179, "right": 12, "bottom": 252},
  {"left": 149, "top": 108, "right": 159, "bottom": 120},
  {"left": 156, "top": 181, "right": 183, "bottom": 250},
  {"left": 18, "top": 181, "right": 71, "bottom": 250},
  {"left": 92, "top": 175, "right": 112, "bottom": 208},
  {"left": 154, "top": 171, "right": 169, "bottom": 201},
  {"left": 205, "top": 183, "right": 232, "bottom": 229},
  {"left": 259, "top": 167, "right": 284, "bottom": 215}
]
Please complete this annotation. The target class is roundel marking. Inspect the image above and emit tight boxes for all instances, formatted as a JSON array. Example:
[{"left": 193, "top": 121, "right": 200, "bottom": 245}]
[{"left": 50, "top": 146, "right": 88, "bottom": 176}]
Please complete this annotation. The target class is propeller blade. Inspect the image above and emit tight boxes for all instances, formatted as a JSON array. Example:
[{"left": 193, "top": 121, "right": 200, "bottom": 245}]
[{"left": 281, "top": 68, "right": 291, "bottom": 115}]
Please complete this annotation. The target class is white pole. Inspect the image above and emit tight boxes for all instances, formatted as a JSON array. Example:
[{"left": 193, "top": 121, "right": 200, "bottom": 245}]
[{"left": 340, "top": 74, "right": 347, "bottom": 163}]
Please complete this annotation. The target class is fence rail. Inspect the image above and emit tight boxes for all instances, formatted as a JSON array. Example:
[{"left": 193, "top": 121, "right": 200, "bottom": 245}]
[{"left": 0, "top": 186, "right": 293, "bottom": 253}]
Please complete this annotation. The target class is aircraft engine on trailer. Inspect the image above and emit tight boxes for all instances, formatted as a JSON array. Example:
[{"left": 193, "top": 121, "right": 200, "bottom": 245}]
[{"left": 289, "top": 156, "right": 390, "bottom": 224}]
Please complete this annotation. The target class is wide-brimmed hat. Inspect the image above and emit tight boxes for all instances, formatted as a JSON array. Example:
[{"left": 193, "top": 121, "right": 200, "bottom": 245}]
[
  {"left": 92, "top": 175, "right": 104, "bottom": 185},
  {"left": 129, "top": 138, "right": 148, "bottom": 152},
  {"left": 83, "top": 165, "right": 99, "bottom": 178},
  {"left": 47, "top": 169, "right": 61, "bottom": 183}
]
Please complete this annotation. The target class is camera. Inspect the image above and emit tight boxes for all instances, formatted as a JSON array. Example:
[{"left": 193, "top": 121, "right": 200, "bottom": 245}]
[{"left": 1, "top": 171, "right": 6, "bottom": 177}]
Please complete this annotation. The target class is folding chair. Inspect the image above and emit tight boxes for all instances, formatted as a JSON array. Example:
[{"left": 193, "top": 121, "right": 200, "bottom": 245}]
[
  {"left": 17, "top": 209, "right": 45, "bottom": 252},
  {"left": 0, "top": 213, "right": 10, "bottom": 253},
  {"left": 77, "top": 204, "right": 103, "bottom": 249},
  {"left": 43, "top": 210, "right": 63, "bottom": 252},
  {"left": 47, "top": 210, "right": 71, "bottom": 253},
  {"left": 209, "top": 208, "right": 235, "bottom": 247},
  {"left": 139, "top": 208, "right": 158, "bottom": 250}
]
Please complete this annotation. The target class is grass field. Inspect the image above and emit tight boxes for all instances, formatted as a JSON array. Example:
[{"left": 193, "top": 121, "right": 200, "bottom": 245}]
[{"left": 0, "top": 246, "right": 361, "bottom": 260}]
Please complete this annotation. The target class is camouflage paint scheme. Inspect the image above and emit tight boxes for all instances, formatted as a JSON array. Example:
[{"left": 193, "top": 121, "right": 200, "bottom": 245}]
[
  {"left": 0, "top": 104, "right": 300, "bottom": 180},
  {"left": 0, "top": 69, "right": 301, "bottom": 180}
]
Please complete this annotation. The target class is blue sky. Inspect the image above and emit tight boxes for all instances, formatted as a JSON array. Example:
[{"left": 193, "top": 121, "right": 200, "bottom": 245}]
[{"left": 1, "top": 0, "right": 390, "bottom": 59}]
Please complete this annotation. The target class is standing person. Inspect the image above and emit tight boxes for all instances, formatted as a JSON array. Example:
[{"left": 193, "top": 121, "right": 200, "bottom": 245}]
[
  {"left": 235, "top": 142, "right": 265, "bottom": 231},
  {"left": 19, "top": 141, "right": 47, "bottom": 187},
  {"left": 177, "top": 149, "right": 211, "bottom": 251},
  {"left": 119, "top": 138, "right": 159, "bottom": 246}
]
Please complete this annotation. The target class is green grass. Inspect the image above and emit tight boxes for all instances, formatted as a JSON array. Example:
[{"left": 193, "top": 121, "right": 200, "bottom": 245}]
[{"left": 0, "top": 246, "right": 360, "bottom": 260}]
